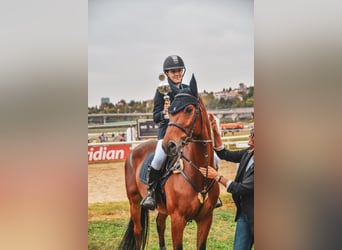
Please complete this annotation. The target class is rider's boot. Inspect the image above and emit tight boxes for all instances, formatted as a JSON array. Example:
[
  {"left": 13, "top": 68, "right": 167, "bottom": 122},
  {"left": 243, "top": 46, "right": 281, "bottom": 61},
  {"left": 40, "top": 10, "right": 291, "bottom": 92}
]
[
  {"left": 140, "top": 166, "right": 161, "bottom": 210},
  {"left": 215, "top": 197, "right": 223, "bottom": 208}
]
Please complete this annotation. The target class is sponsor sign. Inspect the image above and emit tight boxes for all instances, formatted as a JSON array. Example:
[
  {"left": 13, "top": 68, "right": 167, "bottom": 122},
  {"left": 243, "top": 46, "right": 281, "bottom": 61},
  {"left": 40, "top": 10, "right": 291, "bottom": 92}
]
[
  {"left": 88, "top": 144, "right": 130, "bottom": 162},
  {"left": 137, "top": 119, "right": 158, "bottom": 139}
]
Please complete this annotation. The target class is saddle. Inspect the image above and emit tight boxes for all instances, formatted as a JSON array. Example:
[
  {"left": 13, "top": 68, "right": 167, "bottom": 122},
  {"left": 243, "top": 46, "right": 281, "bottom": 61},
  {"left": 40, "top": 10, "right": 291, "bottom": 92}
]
[{"left": 139, "top": 152, "right": 182, "bottom": 204}]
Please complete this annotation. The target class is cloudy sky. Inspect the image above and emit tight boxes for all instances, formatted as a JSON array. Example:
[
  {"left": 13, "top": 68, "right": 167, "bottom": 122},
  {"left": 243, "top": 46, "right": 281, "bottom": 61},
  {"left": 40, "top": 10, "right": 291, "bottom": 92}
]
[{"left": 88, "top": 0, "right": 254, "bottom": 107}]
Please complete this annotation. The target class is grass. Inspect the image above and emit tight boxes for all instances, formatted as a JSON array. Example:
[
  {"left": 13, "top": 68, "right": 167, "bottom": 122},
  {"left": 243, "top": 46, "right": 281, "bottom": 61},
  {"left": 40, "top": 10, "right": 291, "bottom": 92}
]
[{"left": 88, "top": 194, "right": 237, "bottom": 250}]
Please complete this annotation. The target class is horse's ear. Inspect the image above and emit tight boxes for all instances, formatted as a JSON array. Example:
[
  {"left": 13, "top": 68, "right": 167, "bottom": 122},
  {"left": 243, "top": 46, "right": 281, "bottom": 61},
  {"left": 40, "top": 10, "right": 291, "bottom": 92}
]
[{"left": 189, "top": 74, "right": 198, "bottom": 98}]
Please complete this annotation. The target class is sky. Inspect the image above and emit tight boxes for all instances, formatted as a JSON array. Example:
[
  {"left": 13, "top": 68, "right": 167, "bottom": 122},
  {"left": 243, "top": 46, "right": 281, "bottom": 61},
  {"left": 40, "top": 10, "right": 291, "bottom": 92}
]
[{"left": 88, "top": 0, "right": 254, "bottom": 107}]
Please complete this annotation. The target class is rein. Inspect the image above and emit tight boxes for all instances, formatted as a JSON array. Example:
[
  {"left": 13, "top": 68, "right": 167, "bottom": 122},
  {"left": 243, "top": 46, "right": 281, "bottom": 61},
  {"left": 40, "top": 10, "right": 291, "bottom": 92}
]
[{"left": 179, "top": 152, "right": 216, "bottom": 195}]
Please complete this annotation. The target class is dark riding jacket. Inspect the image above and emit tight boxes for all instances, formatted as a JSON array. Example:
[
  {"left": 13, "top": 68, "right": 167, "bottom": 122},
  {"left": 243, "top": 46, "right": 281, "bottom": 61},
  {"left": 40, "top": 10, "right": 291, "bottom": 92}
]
[
  {"left": 153, "top": 78, "right": 188, "bottom": 139},
  {"left": 216, "top": 147, "right": 254, "bottom": 236}
]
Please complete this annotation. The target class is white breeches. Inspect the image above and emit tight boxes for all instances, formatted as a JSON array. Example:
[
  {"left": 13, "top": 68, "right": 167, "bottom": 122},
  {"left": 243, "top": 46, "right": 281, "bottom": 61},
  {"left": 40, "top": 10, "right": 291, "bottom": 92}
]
[{"left": 151, "top": 139, "right": 167, "bottom": 171}]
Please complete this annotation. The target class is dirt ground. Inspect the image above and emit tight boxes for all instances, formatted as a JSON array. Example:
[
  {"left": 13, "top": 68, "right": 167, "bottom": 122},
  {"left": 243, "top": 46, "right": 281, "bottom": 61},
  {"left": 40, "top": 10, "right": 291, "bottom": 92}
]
[{"left": 88, "top": 160, "right": 238, "bottom": 203}]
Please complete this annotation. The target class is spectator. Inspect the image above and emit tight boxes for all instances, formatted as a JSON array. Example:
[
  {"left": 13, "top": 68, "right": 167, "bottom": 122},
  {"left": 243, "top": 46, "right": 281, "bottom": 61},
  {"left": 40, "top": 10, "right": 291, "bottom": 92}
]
[
  {"left": 120, "top": 133, "right": 125, "bottom": 142},
  {"left": 199, "top": 113, "right": 254, "bottom": 250},
  {"left": 99, "top": 133, "right": 105, "bottom": 143}
]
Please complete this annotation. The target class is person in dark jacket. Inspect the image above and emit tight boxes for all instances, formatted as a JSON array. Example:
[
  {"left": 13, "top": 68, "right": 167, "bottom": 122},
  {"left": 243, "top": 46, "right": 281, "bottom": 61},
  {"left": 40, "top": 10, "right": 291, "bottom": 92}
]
[
  {"left": 141, "top": 55, "right": 189, "bottom": 210},
  {"left": 200, "top": 113, "right": 254, "bottom": 250}
]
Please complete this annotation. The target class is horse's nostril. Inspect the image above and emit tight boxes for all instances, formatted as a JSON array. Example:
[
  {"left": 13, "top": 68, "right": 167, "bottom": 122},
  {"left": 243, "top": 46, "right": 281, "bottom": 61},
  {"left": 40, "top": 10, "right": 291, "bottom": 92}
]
[
  {"left": 167, "top": 141, "right": 176, "bottom": 150},
  {"left": 166, "top": 141, "right": 178, "bottom": 156}
]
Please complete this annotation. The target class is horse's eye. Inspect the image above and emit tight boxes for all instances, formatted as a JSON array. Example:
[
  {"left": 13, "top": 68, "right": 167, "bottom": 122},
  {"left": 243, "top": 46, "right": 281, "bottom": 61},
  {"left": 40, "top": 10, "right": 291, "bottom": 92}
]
[{"left": 184, "top": 106, "right": 193, "bottom": 114}]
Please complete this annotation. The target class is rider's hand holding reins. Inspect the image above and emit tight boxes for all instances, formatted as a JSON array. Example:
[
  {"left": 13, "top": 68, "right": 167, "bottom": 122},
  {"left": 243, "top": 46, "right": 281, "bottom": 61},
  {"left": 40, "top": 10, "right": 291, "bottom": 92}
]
[{"left": 163, "top": 99, "right": 170, "bottom": 115}]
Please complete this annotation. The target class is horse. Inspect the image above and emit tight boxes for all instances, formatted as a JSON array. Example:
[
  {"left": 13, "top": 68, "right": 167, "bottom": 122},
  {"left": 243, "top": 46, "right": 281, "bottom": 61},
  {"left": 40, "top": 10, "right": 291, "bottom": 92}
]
[{"left": 118, "top": 74, "right": 219, "bottom": 250}]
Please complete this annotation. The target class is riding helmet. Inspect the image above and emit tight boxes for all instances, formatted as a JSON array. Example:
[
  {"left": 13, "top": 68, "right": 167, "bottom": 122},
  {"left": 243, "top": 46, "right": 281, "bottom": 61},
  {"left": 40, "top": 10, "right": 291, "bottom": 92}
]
[{"left": 163, "top": 55, "right": 185, "bottom": 72}]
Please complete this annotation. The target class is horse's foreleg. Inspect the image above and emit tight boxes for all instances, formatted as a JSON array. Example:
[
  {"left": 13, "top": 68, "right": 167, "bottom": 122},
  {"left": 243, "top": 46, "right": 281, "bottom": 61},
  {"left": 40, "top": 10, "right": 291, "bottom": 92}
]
[
  {"left": 170, "top": 214, "right": 187, "bottom": 250},
  {"left": 196, "top": 214, "right": 213, "bottom": 250},
  {"left": 156, "top": 213, "right": 168, "bottom": 250}
]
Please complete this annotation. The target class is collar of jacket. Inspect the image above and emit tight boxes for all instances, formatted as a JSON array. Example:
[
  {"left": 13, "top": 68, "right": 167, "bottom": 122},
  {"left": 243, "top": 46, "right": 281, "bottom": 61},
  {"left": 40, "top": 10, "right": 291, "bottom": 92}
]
[{"left": 167, "top": 78, "right": 183, "bottom": 89}]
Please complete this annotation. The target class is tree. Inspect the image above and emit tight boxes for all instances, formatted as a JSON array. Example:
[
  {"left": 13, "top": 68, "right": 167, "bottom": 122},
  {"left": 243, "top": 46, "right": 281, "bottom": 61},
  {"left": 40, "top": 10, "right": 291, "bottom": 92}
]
[{"left": 88, "top": 86, "right": 254, "bottom": 113}]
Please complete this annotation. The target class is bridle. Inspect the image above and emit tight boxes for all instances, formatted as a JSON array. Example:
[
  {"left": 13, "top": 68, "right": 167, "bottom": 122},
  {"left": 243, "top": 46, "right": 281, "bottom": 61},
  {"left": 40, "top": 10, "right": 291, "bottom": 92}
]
[
  {"left": 166, "top": 93, "right": 216, "bottom": 213},
  {"left": 167, "top": 93, "right": 201, "bottom": 145}
]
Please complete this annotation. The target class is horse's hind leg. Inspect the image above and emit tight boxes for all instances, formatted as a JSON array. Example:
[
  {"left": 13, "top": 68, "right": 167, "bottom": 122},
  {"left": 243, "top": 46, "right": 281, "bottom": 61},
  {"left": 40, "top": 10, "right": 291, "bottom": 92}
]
[
  {"left": 130, "top": 192, "right": 151, "bottom": 250},
  {"left": 156, "top": 213, "right": 168, "bottom": 250},
  {"left": 129, "top": 199, "right": 143, "bottom": 248},
  {"left": 118, "top": 197, "right": 146, "bottom": 250}
]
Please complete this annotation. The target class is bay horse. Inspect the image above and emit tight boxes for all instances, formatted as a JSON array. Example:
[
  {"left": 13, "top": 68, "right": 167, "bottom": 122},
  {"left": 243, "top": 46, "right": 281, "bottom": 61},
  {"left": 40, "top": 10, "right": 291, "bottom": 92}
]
[{"left": 118, "top": 74, "right": 219, "bottom": 250}]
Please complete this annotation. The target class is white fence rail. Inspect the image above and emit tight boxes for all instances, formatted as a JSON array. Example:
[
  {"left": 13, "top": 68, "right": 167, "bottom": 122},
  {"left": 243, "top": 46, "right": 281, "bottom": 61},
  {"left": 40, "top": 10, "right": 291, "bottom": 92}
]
[{"left": 88, "top": 135, "right": 249, "bottom": 150}]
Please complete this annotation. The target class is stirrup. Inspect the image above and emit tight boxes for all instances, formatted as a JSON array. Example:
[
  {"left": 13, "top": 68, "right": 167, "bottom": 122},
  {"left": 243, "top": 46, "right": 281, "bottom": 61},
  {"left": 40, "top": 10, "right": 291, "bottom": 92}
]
[
  {"left": 140, "top": 187, "right": 157, "bottom": 210},
  {"left": 141, "top": 195, "right": 156, "bottom": 210}
]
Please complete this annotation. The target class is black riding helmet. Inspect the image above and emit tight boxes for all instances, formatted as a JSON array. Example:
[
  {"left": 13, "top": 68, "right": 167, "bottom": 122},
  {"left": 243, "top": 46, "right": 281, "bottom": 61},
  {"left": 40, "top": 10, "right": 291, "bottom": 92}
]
[{"left": 163, "top": 55, "right": 186, "bottom": 73}]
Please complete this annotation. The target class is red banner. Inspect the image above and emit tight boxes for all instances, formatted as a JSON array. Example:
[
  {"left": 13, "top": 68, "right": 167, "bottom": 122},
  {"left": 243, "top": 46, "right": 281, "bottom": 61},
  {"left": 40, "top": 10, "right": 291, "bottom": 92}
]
[{"left": 88, "top": 144, "right": 131, "bottom": 163}]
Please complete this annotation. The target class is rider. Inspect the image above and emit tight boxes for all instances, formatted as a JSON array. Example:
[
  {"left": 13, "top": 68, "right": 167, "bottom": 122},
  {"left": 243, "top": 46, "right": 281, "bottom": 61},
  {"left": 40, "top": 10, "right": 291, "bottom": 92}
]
[{"left": 140, "top": 55, "right": 189, "bottom": 210}]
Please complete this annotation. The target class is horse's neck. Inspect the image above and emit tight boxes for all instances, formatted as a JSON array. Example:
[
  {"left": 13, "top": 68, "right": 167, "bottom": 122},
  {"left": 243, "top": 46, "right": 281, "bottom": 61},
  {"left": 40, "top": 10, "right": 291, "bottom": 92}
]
[
  {"left": 187, "top": 127, "right": 214, "bottom": 167},
  {"left": 187, "top": 100, "right": 214, "bottom": 166}
]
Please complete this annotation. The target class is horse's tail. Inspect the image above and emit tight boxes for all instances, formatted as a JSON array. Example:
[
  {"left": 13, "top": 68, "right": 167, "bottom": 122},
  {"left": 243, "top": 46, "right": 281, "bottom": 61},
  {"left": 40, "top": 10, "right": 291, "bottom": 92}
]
[{"left": 118, "top": 207, "right": 149, "bottom": 250}]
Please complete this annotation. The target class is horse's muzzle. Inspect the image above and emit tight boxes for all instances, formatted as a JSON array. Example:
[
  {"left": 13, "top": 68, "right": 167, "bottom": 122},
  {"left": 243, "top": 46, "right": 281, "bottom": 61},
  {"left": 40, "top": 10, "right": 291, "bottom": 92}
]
[{"left": 163, "top": 140, "right": 179, "bottom": 157}]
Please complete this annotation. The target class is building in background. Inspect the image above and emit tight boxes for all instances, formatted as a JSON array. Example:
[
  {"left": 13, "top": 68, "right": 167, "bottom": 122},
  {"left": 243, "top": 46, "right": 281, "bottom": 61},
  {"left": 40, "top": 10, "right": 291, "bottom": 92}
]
[{"left": 101, "top": 97, "right": 110, "bottom": 104}]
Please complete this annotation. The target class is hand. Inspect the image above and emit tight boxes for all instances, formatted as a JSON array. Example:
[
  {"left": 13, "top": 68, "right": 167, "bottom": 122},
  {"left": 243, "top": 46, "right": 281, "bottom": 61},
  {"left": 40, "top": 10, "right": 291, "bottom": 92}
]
[
  {"left": 163, "top": 99, "right": 170, "bottom": 115},
  {"left": 208, "top": 113, "right": 223, "bottom": 148},
  {"left": 199, "top": 166, "right": 218, "bottom": 179},
  {"left": 209, "top": 113, "right": 220, "bottom": 135}
]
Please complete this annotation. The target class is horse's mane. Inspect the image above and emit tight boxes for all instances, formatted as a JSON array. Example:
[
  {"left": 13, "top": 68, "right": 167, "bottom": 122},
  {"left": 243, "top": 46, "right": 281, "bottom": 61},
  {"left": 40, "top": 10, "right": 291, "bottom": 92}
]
[
  {"left": 196, "top": 97, "right": 214, "bottom": 165},
  {"left": 199, "top": 97, "right": 211, "bottom": 137}
]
